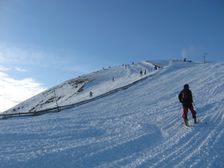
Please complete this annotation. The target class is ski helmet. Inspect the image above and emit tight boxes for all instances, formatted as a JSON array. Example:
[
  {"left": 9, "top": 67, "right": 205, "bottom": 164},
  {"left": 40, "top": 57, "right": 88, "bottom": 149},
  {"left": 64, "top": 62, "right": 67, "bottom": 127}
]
[{"left": 184, "top": 84, "right": 189, "bottom": 89}]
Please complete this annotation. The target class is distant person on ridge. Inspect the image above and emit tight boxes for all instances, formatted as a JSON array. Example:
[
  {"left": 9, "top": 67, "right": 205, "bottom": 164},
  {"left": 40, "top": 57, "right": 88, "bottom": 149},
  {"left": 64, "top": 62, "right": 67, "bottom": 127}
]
[
  {"left": 154, "top": 65, "right": 158, "bottom": 70},
  {"left": 140, "top": 70, "right": 143, "bottom": 76},
  {"left": 89, "top": 91, "right": 93, "bottom": 97},
  {"left": 178, "top": 84, "right": 197, "bottom": 126}
]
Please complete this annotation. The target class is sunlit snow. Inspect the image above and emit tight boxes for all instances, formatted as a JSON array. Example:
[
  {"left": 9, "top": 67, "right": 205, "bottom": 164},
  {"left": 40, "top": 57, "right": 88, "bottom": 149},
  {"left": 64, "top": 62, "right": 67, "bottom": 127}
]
[{"left": 0, "top": 60, "right": 224, "bottom": 168}]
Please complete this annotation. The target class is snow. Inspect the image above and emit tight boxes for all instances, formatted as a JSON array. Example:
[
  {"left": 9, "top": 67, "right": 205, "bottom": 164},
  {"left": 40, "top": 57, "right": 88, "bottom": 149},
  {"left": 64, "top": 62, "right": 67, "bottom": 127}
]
[
  {"left": 3, "top": 61, "right": 158, "bottom": 114},
  {"left": 0, "top": 60, "right": 224, "bottom": 168}
]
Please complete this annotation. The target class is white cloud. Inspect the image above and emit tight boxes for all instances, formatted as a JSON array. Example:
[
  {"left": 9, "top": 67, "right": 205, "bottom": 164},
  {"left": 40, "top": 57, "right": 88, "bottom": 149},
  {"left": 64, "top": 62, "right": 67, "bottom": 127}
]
[
  {"left": 0, "top": 71, "right": 46, "bottom": 112},
  {"left": 0, "top": 45, "right": 44, "bottom": 65},
  {"left": 0, "top": 44, "right": 98, "bottom": 75},
  {"left": 14, "top": 67, "right": 27, "bottom": 72},
  {"left": 0, "top": 65, "right": 10, "bottom": 72}
]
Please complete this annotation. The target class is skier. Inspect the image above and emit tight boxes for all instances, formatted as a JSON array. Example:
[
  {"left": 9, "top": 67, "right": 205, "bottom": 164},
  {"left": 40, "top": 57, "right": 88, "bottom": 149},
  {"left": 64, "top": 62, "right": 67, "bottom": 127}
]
[
  {"left": 89, "top": 91, "right": 93, "bottom": 97},
  {"left": 154, "top": 65, "right": 158, "bottom": 70},
  {"left": 140, "top": 70, "right": 143, "bottom": 76},
  {"left": 178, "top": 84, "right": 197, "bottom": 126}
]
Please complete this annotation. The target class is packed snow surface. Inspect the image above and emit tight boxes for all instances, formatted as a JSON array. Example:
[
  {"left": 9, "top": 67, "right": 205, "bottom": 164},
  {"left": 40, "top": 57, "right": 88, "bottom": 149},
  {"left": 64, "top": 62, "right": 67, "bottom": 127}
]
[{"left": 0, "top": 61, "right": 224, "bottom": 168}]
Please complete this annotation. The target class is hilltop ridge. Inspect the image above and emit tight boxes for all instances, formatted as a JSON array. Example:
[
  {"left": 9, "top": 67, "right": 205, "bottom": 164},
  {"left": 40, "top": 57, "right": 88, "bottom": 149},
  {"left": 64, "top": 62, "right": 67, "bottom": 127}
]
[{"left": 3, "top": 61, "right": 164, "bottom": 115}]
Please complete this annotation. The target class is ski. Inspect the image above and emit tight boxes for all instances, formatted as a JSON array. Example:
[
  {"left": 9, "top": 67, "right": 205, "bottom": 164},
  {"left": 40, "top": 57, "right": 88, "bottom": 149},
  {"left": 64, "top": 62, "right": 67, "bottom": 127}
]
[{"left": 182, "top": 120, "right": 198, "bottom": 128}]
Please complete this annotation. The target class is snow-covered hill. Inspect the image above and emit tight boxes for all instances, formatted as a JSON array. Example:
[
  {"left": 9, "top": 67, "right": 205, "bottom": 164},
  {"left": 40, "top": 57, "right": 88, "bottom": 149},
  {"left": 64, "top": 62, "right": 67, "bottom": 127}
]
[
  {"left": 0, "top": 60, "right": 224, "bottom": 168},
  {"left": 3, "top": 61, "right": 160, "bottom": 115}
]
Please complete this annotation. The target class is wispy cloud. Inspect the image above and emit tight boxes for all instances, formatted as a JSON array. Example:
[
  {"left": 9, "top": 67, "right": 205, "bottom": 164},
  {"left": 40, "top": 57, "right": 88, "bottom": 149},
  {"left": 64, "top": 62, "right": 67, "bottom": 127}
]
[
  {"left": 0, "top": 65, "right": 10, "bottom": 72},
  {"left": 0, "top": 45, "right": 45, "bottom": 65},
  {"left": 14, "top": 67, "right": 27, "bottom": 72},
  {"left": 0, "top": 44, "right": 96, "bottom": 74},
  {"left": 0, "top": 71, "right": 46, "bottom": 112}
]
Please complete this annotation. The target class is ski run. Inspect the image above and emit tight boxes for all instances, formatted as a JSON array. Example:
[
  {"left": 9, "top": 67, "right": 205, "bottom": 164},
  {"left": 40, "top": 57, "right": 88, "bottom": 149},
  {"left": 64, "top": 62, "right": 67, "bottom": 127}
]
[{"left": 0, "top": 60, "right": 224, "bottom": 168}]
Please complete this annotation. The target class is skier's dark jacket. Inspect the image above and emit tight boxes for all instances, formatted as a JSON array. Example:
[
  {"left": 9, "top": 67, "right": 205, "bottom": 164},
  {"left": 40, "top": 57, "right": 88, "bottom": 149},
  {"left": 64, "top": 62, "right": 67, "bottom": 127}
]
[{"left": 178, "top": 88, "right": 193, "bottom": 108}]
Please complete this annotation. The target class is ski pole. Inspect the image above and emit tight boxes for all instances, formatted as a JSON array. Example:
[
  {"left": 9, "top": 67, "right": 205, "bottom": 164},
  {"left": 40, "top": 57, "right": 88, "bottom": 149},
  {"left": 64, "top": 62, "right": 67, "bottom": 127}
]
[
  {"left": 179, "top": 103, "right": 183, "bottom": 124},
  {"left": 193, "top": 102, "right": 201, "bottom": 122}
]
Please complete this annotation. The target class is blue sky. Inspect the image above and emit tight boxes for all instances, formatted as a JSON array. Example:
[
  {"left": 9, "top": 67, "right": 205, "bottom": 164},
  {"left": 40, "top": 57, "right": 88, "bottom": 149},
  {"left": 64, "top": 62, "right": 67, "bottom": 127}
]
[{"left": 0, "top": 0, "right": 224, "bottom": 110}]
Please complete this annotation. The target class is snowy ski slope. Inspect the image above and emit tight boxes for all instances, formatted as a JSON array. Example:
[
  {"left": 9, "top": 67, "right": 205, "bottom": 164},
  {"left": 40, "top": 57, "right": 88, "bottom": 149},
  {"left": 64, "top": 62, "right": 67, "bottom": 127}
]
[
  {"left": 0, "top": 60, "right": 224, "bottom": 168},
  {"left": 3, "top": 61, "right": 157, "bottom": 114}
]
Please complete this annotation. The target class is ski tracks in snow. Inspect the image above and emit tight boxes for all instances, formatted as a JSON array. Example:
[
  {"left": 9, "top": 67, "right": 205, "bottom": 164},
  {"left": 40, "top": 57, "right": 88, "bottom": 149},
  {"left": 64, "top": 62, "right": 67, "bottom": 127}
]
[{"left": 0, "top": 62, "right": 224, "bottom": 168}]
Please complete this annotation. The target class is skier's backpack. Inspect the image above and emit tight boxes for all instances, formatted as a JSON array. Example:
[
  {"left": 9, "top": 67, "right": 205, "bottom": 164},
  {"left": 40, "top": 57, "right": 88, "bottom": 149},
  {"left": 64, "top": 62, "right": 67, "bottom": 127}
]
[{"left": 181, "top": 90, "right": 188, "bottom": 101}]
